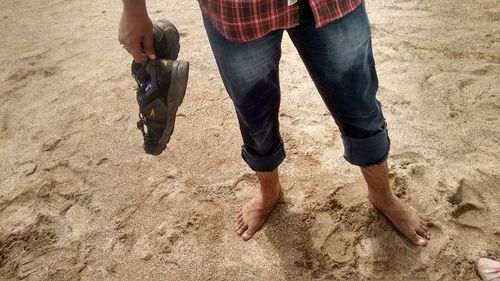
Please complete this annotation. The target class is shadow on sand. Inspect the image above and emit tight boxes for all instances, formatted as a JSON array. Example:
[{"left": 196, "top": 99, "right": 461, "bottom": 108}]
[
  {"left": 264, "top": 200, "right": 336, "bottom": 280},
  {"left": 264, "top": 197, "right": 429, "bottom": 280}
]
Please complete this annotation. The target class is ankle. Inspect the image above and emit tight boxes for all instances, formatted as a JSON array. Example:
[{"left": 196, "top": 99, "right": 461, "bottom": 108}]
[
  {"left": 259, "top": 181, "right": 281, "bottom": 198},
  {"left": 256, "top": 169, "right": 281, "bottom": 192},
  {"left": 369, "top": 191, "right": 399, "bottom": 211}
]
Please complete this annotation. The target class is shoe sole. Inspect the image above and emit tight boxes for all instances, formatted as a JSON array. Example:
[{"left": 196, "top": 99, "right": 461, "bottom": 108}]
[
  {"left": 153, "top": 19, "right": 180, "bottom": 60},
  {"left": 150, "top": 60, "right": 189, "bottom": 155}
]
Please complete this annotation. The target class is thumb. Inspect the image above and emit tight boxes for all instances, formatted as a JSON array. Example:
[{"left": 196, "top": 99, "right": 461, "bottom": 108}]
[{"left": 143, "top": 31, "right": 156, "bottom": 60}]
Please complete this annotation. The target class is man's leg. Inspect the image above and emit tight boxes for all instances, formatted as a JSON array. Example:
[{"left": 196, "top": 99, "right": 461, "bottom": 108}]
[
  {"left": 237, "top": 169, "right": 281, "bottom": 241},
  {"left": 203, "top": 16, "right": 284, "bottom": 241},
  {"left": 288, "top": 2, "right": 430, "bottom": 245}
]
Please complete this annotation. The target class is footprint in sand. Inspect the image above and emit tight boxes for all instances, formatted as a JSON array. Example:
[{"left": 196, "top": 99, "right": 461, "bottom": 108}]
[
  {"left": 17, "top": 161, "right": 37, "bottom": 177},
  {"left": 425, "top": 222, "right": 449, "bottom": 257},
  {"left": 311, "top": 212, "right": 335, "bottom": 250},
  {"left": 324, "top": 229, "right": 356, "bottom": 263},
  {"left": 41, "top": 161, "right": 88, "bottom": 197},
  {"left": 448, "top": 175, "right": 500, "bottom": 233},
  {"left": 470, "top": 65, "right": 495, "bottom": 76},
  {"left": 0, "top": 112, "right": 10, "bottom": 139},
  {"left": 150, "top": 208, "right": 213, "bottom": 255},
  {"left": 457, "top": 78, "right": 475, "bottom": 91},
  {"left": 40, "top": 137, "right": 64, "bottom": 152},
  {"left": 311, "top": 212, "right": 356, "bottom": 264},
  {"left": 193, "top": 172, "right": 256, "bottom": 202},
  {"left": 6, "top": 66, "right": 59, "bottom": 83},
  {"left": 0, "top": 214, "right": 58, "bottom": 279},
  {"left": 388, "top": 171, "right": 409, "bottom": 199},
  {"left": 388, "top": 151, "right": 431, "bottom": 200}
]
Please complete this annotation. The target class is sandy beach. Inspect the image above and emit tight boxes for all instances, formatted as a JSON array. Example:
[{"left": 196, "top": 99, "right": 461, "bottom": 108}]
[{"left": 0, "top": 0, "right": 499, "bottom": 280}]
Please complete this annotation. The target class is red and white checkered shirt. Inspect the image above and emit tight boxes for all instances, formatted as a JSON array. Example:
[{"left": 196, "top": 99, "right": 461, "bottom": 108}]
[{"left": 197, "top": 0, "right": 363, "bottom": 42}]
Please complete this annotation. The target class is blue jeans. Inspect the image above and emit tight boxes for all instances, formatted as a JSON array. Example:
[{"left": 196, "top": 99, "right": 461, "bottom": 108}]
[{"left": 203, "top": 1, "right": 389, "bottom": 171}]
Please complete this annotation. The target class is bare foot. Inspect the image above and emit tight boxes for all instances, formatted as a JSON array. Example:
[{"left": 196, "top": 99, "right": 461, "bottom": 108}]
[
  {"left": 235, "top": 182, "right": 281, "bottom": 241},
  {"left": 361, "top": 161, "right": 430, "bottom": 246},
  {"left": 371, "top": 194, "right": 430, "bottom": 246}
]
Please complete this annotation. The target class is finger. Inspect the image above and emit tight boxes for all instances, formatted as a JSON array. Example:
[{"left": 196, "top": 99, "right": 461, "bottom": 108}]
[
  {"left": 128, "top": 41, "right": 147, "bottom": 64},
  {"left": 143, "top": 30, "right": 156, "bottom": 60}
]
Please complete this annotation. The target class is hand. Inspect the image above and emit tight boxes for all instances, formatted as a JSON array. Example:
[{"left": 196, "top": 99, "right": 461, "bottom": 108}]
[{"left": 118, "top": 8, "right": 156, "bottom": 64}]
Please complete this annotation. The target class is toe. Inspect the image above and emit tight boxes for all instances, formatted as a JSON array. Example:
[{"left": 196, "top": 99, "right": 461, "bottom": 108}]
[
  {"left": 424, "top": 228, "right": 431, "bottom": 239},
  {"left": 236, "top": 224, "right": 248, "bottom": 236},
  {"left": 419, "top": 213, "right": 428, "bottom": 222},
  {"left": 416, "top": 226, "right": 429, "bottom": 240},
  {"left": 418, "top": 218, "right": 429, "bottom": 236},
  {"left": 410, "top": 232, "right": 427, "bottom": 246},
  {"left": 241, "top": 228, "right": 257, "bottom": 241},
  {"left": 419, "top": 220, "right": 428, "bottom": 230},
  {"left": 236, "top": 220, "right": 245, "bottom": 230}
]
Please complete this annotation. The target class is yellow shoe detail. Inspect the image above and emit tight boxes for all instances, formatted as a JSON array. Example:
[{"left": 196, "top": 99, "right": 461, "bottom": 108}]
[{"left": 149, "top": 108, "right": 156, "bottom": 117}]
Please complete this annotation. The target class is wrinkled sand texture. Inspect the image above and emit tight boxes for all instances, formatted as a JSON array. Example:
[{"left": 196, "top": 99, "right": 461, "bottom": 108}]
[{"left": 0, "top": 0, "right": 499, "bottom": 280}]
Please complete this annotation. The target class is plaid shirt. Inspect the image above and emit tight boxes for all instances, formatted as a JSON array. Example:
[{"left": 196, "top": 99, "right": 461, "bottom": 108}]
[{"left": 198, "top": 0, "right": 363, "bottom": 42}]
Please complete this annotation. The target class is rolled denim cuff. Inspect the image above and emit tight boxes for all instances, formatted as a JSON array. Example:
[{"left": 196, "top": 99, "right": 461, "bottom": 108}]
[
  {"left": 241, "top": 138, "right": 286, "bottom": 172},
  {"left": 341, "top": 127, "right": 390, "bottom": 167}
]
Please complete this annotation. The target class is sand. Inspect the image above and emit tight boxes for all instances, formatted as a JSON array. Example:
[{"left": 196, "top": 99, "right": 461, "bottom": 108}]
[{"left": 0, "top": 0, "right": 499, "bottom": 280}]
